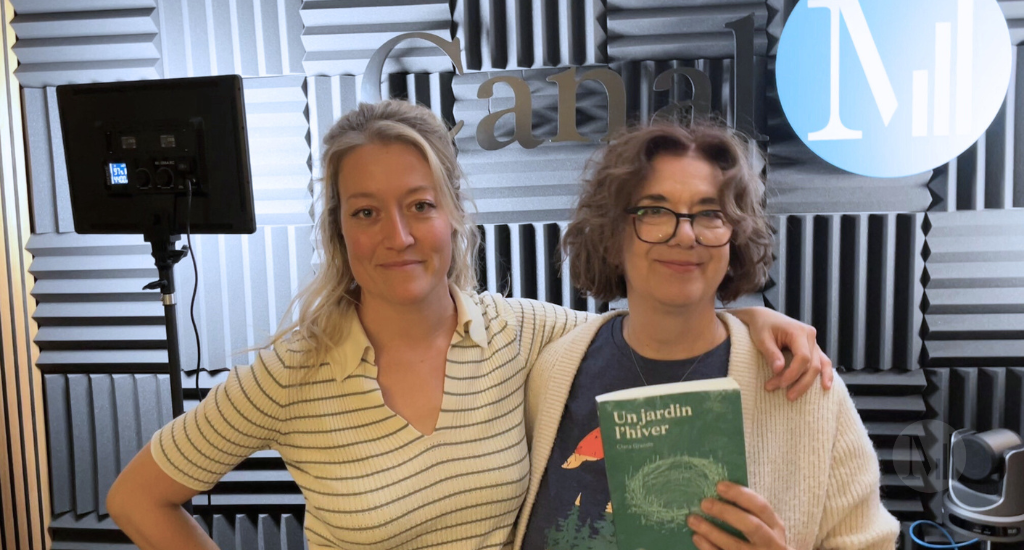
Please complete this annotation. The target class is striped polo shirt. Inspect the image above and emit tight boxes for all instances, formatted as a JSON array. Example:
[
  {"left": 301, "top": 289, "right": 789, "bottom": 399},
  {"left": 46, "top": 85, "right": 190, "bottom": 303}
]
[{"left": 150, "top": 285, "right": 589, "bottom": 549}]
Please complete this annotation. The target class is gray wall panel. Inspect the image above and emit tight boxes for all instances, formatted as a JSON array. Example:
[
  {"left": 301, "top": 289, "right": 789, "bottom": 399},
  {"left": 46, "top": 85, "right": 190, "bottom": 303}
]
[
  {"left": 27, "top": 233, "right": 167, "bottom": 373},
  {"left": 1000, "top": 0, "right": 1024, "bottom": 44},
  {"left": 201, "top": 514, "right": 306, "bottom": 550},
  {"left": 841, "top": 369, "right": 931, "bottom": 518},
  {"left": 11, "top": 3, "right": 161, "bottom": 87},
  {"left": 23, "top": 88, "right": 58, "bottom": 234},
  {"left": 10, "top": 0, "right": 306, "bottom": 85},
  {"left": 137, "top": 374, "right": 174, "bottom": 439},
  {"left": 454, "top": 0, "right": 606, "bottom": 70},
  {"left": 48, "top": 511, "right": 307, "bottom": 550},
  {"left": 91, "top": 375, "right": 117, "bottom": 516},
  {"left": 44, "top": 375, "right": 73, "bottom": 516},
  {"left": 49, "top": 512, "right": 136, "bottom": 550},
  {"left": 155, "top": 0, "right": 304, "bottom": 78},
  {"left": 44, "top": 374, "right": 172, "bottom": 518},
  {"left": 922, "top": 210, "right": 1024, "bottom": 367},
  {"left": 12, "top": 0, "right": 152, "bottom": 12},
  {"left": 176, "top": 227, "right": 314, "bottom": 373},
  {"left": 113, "top": 374, "right": 142, "bottom": 469},
  {"left": 765, "top": 0, "right": 797, "bottom": 56},
  {"left": 929, "top": 46, "right": 1024, "bottom": 211},
  {"left": 243, "top": 75, "right": 313, "bottom": 227},
  {"left": 478, "top": 222, "right": 601, "bottom": 312},
  {"left": 607, "top": 0, "right": 768, "bottom": 61},
  {"left": 766, "top": 144, "right": 934, "bottom": 213},
  {"left": 766, "top": 214, "right": 924, "bottom": 371},
  {"left": 300, "top": 0, "right": 453, "bottom": 75},
  {"left": 23, "top": 87, "right": 73, "bottom": 234},
  {"left": 212, "top": 515, "right": 235, "bottom": 549}
]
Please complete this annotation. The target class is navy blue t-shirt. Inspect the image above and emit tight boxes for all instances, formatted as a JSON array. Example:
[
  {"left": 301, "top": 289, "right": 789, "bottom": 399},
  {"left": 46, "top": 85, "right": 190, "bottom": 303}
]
[{"left": 522, "top": 315, "right": 730, "bottom": 550}]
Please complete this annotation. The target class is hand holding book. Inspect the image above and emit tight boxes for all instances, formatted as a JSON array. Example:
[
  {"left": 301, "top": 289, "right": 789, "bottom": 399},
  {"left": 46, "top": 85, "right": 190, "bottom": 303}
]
[{"left": 687, "top": 481, "right": 791, "bottom": 550}]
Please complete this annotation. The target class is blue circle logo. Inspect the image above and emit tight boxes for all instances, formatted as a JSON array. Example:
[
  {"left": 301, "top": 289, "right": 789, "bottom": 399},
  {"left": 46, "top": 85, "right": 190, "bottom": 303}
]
[{"left": 776, "top": 0, "right": 1012, "bottom": 178}]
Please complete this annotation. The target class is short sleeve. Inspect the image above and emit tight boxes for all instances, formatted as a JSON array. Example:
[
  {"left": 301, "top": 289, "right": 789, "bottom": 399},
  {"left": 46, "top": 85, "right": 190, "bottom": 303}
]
[{"left": 150, "top": 354, "right": 284, "bottom": 492}]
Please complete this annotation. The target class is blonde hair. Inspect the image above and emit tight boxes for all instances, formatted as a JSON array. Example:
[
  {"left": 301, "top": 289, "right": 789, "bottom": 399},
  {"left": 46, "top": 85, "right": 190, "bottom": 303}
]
[{"left": 268, "top": 101, "right": 479, "bottom": 366}]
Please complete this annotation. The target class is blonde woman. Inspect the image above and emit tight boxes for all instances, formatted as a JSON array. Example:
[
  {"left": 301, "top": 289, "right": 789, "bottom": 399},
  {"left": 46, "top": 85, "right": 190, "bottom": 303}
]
[
  {"left": 107, "top": 101, "right": 832, "bottom": 550},
  {"left": 519, "top": 121, "right": 897, "bottom": 550}
]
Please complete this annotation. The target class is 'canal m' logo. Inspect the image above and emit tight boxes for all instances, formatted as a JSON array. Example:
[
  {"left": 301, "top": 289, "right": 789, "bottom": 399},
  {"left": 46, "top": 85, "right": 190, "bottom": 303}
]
[{"left": 776, "top": 0, "right": 1012, "bottom": 178}]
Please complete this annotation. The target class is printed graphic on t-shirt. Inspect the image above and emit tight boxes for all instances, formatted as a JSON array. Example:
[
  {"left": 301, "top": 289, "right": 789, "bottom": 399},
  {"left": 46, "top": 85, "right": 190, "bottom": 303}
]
[
  {"left": 563, "top": 427, "right": 604, "bottom": 469},
  {"left": 543, "top": 427, "right": 617, "bottom": 550}
]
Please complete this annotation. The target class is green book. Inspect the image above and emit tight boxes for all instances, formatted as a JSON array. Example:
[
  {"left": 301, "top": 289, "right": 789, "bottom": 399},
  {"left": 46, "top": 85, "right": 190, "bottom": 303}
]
[{"left": 596, "top": 377, "right": 748, "bottom": 550}]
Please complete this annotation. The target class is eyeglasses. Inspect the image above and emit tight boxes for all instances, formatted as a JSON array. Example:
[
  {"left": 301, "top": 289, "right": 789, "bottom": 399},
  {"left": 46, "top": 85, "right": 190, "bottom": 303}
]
[{"left": 625, "top": 206, "right": 733, "bottom": 247}]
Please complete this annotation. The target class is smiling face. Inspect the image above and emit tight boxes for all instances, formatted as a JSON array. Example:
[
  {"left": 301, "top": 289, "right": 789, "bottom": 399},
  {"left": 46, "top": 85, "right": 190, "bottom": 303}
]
[
  {"left": 338, "top": 141, "right": 454, "bottom": 308},
  {"left": 621, "top": 152, "right": 731, "bottom": 310}
]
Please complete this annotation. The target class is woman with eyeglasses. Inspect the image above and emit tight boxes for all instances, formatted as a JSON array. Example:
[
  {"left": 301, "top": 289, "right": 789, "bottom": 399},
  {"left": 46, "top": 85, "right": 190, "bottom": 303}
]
[{"left": 516, "top": 121, "right": 898, "bottom": 550}]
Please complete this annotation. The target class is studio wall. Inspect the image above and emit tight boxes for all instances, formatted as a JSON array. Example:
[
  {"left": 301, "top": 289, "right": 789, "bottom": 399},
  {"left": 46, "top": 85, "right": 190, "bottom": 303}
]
[{"left": 6, "top": 1, "right": 1024, "bottom": 549}]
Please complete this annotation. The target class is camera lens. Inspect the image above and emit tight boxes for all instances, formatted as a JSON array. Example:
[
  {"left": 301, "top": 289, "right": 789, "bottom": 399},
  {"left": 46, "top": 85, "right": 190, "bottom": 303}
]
[{"left": 958, "top": 429, "right": 1023, "bottom": 480}]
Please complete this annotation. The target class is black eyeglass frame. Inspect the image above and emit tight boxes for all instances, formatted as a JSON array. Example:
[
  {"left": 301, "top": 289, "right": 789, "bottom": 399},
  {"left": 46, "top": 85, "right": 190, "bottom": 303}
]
[{"left": 624, "top": 206, "right": 733, "bottom": 247}]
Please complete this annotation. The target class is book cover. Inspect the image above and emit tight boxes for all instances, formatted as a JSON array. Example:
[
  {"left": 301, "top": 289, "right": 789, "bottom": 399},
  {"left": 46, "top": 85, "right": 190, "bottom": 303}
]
[{"left": 596, "top": 377, "right": 748, "bottom": 550}]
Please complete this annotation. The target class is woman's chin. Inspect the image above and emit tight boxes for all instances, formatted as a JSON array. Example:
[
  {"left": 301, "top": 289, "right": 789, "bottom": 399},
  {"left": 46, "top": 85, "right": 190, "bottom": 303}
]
[
  {"left": 371, "top": 283, "right": 448, "bottom": 307},
  {"left": 651, "top": 290, "right": 716, "bottom": 310}
]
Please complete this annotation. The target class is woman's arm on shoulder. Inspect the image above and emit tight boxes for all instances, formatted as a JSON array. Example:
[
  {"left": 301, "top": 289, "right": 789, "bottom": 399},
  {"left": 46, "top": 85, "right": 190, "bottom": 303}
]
[
  {"left": 815, "top": 378, "right": 900, "bottom": 550},
  {"left": 728, "top": 306, "right": 835, "bottom": 399},
  {"left": 503, "top": 297, "right": 595, "bottom": 367}
]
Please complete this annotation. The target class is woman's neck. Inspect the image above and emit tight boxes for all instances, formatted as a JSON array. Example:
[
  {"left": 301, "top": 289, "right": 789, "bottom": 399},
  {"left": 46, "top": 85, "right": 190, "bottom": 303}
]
[
  {"left": 357, "top": 285, "right": 458, "bottom": 348},
  {"left": 622, "top": 297, "right": 725, "bottom": 360}
]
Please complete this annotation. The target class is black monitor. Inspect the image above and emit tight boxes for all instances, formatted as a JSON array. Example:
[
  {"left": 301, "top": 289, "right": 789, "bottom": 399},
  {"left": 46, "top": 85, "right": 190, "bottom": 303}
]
[{"left": 56, "top": 75, "right": 256, "bottom": 237}]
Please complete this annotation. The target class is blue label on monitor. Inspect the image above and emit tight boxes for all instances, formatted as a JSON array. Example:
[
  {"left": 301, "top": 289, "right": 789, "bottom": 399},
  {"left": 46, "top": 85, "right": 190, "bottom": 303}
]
[{"left": 109, "top": 162, "right": 128, "bottom": 185}]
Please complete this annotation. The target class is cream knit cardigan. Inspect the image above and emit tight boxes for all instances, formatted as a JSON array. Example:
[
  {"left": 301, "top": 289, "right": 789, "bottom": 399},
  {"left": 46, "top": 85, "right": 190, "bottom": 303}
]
[{"left": 515, "top": 311, "right": 899, "bottom": 550}]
